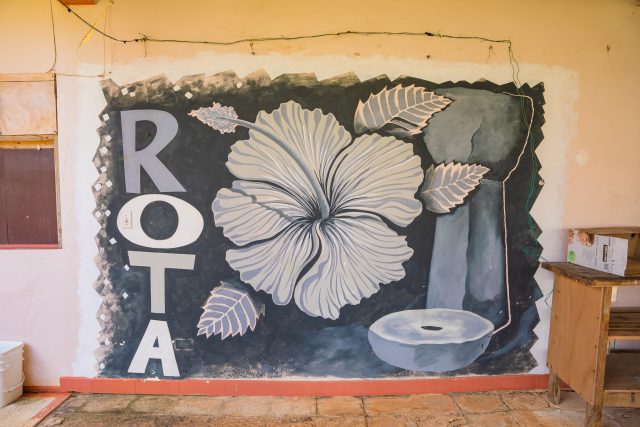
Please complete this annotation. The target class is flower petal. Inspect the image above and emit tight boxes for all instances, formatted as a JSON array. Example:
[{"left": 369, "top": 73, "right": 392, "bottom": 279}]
[
  {"left": 294, "top": 215, "right": 413, "bottom": 319},
  {"left": 329, "top": 133, "right": 423, "bottom": 227},
  {"left": 226, "top": 102, "right": 352, "bottom": 217},
  {"left": 226, "top": 223, "right": 317, "bottom": 305},
  {"left": 231, "top": 180, "right": 309, "bottom": 221},
  {"left": 212, "top": 187, "right": 294, "bottom": 246}
]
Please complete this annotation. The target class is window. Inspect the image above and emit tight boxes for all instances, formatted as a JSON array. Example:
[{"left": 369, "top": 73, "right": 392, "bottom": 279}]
[{"left": 0, "top": 74, "right": 60, "bottom": 247}]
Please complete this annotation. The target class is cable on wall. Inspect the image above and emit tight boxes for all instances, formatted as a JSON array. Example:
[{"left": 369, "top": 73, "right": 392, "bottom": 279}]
[
  {"left": 53, "top": 0, "right": 522, "bottom": 81},
  {"left": 51, "top": 0, "right": 546, "bottom": 301},
  {"left": 46, "top": 0, "right": 58, "bottom": 73}
]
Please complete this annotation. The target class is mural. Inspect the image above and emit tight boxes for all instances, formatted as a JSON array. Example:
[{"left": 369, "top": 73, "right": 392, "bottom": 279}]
[{"left": 93, "top": 70, "right": 544, "bottom": 378}]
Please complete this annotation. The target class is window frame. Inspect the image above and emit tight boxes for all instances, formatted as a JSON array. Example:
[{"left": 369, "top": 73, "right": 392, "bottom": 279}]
[{"left": 0, "top": 73, "right": 61, "bottom": 249}]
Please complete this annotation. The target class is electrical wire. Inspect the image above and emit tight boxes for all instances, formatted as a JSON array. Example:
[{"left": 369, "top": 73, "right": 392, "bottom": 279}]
[
  {"left": 53, "top": 0, "right": 549, "bottom": 311},
  {"left": 53, "top": 0, "right": 520, "bottom": 76},
  {"left": 56, "top": 0, "right": 514, "bottom": 48},
  {"left": 47, "top": 0, "right": 58, "bottom": 73},
  {"left": 54, "top": 2, "right": 543, "bottom": 241},
  {"left": 51, "top": 1, "right": 526, "bottom": 95}
]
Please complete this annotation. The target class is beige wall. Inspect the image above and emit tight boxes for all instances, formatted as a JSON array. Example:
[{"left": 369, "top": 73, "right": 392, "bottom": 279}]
[
  {"left": 0, "top": 0, "right": 638, "bottom": 385},
  {"left": 3, "top": 0, "right": 637, "bottom": 223}
]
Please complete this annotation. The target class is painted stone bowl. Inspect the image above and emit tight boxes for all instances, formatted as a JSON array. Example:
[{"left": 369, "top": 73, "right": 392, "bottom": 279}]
[{"left": 368, "top": 308, "right": 494, "bottom": 372}]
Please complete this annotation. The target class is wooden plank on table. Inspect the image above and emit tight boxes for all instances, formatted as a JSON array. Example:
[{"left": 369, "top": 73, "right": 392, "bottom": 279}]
[
  {"left": 542, "top": 262, "right": 640, "bottom": 287},
  {"left": 4, "top": 148, "right": 58, "bottom": 244},
  {"left": 626, "top": 258, "right": 640, "bottom": 276},
  {"left": 608, "top": 309, "right": 640, "bottom": 340},
  {"left": 603, "top": 353, "right": 640, "bottom": 408},
  {"left": 608, "top": 333, "right": 640, "bottom": 340},
  {"left": 611, "top": 308, "right": 640, "bottom": 312},
  {"left": 576, "top": 227, "right": 640, "bottom": 236},
  {"left": 609, "top": 308, "right": 640, "bottom": 316},
  {"left": 547, "top": 275, "right": 611, "bottom": 405},
  {"left": 0, "top": 80, "right": 57, "bottom": 135},
  {"left": 604, "top": 392, "right": 640, "bottom": 408}
]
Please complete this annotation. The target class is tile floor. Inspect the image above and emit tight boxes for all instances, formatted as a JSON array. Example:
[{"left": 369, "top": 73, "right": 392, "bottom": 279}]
[
  {"left": 38, "top": 390, "right": 640, "bottom": 426},
  {"left": 0, "top": 395, "right": 57, "bottom": 427}
]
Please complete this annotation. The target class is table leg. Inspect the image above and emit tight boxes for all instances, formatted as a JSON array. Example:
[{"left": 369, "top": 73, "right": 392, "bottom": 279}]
[
  {"left": 547, "top": 371, "right": 561, "bottom": 405},
  {"left": 585, "top": 401, "right": 602, "bottom": 427}
]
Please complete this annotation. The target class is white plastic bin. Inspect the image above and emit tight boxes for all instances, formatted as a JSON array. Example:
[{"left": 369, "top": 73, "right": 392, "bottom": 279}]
[{"left": 0, "top": 341, "right": 24, "bottom": 408}]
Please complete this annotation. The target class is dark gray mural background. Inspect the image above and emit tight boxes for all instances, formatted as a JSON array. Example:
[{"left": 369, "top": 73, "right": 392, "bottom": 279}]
[{"left": 92, "top": 71, "right": 544, "bottom": 378}]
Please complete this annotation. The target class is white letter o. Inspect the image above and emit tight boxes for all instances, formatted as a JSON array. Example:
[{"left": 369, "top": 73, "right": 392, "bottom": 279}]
[{"left": 116, "top": 194, "right": 204, "bottom": 249}]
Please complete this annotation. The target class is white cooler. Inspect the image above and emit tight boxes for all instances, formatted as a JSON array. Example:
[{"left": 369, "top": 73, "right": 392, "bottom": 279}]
[{"left": 0, "top": 341, "right": 24, "bottom": 408}]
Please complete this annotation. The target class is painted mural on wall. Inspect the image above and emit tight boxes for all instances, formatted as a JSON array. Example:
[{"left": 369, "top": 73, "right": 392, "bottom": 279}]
[{"left": 93, "top": 70, "right": 544, "bottom": 378}]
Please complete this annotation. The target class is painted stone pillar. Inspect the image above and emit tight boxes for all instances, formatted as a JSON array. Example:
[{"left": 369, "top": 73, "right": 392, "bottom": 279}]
[
  {"left": 464, "top": 179, "right": 507, "bottom": 326},
  {"left": 426, "top": 204, "right": 469, "bottom": 310},
  {"left": 424, "top": 87, "right": 524, "bottom": 328}
]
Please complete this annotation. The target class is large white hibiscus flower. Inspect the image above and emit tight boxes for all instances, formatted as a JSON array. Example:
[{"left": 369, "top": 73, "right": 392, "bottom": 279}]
[{"left": 190, "top": 101, "right": 423, "bottom": 319}]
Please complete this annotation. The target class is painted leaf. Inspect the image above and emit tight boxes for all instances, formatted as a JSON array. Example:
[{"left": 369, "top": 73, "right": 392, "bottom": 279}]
[
  {"left": 197, "top": 280, "right": 265, "bottom": 340},
  {"left": 189, "top": 102, "right": 239, "bottom": 134},
  {"left": 419, "top": 163, "right": 490, "bottom": 214},
  {"left": 353, "top": 85, "right": 451, "bottom": 137}
]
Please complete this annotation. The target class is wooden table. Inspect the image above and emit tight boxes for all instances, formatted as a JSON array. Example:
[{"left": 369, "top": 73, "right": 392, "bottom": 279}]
[{"left": 542, "top": 262, "right": 640, "bottom": 427}]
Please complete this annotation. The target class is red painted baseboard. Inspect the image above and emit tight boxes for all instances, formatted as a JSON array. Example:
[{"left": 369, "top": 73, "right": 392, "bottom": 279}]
[{"left": 52, "top": 374, "right": 549, "bottom": 396}]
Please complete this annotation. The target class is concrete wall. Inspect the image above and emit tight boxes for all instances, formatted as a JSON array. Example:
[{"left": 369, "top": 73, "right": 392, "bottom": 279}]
[{"left": 0, "top": 0, "right": 638, "bottom": 385}]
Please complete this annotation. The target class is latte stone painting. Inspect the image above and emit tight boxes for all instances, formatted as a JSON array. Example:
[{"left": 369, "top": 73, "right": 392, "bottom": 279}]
[{"left": 92, "top": 70, "right": 545, "bottom": 378}]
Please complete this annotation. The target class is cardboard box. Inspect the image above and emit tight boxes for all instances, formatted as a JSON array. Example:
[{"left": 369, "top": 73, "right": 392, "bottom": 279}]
[{"left": 567, "top": 227, "right": 640, "bottom": 276}]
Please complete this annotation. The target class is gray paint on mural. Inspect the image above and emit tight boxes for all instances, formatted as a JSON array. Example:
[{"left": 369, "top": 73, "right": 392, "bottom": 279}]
[
  {"left": 121, "top": 109, "right": 186, "bottom": 193},
  {"left": 426, "top": 204, "right": 469, "bottom": 310},
  {"left": 353, "top": 85, "right": 452, "bottom": 138},
  {"left": 368, "top": 309, "right": 494, "bottom": 372},
  {"left": 423, "top": 88, "right": 524, "bottom": 330},
  {"left": 465, "top": 179, "right": 506, "bottom": 327},
  {"left": 295, "top": 325, "right": 399, "bottom": 377},
  {"left": 128, "top": 251, "right": 195, "bottom": 314},
  {"left": 197, "top": 280, "right": 265, "bottom": 340},
  {"left": 426, "top": 88, "right": 522, "bottom": 180},
  {"left": 422, "top": 99, "right": 477, "bottom": 163},
  {"left": 192, "top": 100, "right": 423, "bottom": 320},
  {"left": 92, "top": 72, "right": 544, "bottom": 379}
]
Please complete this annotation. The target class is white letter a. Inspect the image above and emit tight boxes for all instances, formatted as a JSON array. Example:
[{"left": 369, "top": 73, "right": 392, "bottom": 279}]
[{"left": 128, "top": 320, "right": 179, "bottom": 377}]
